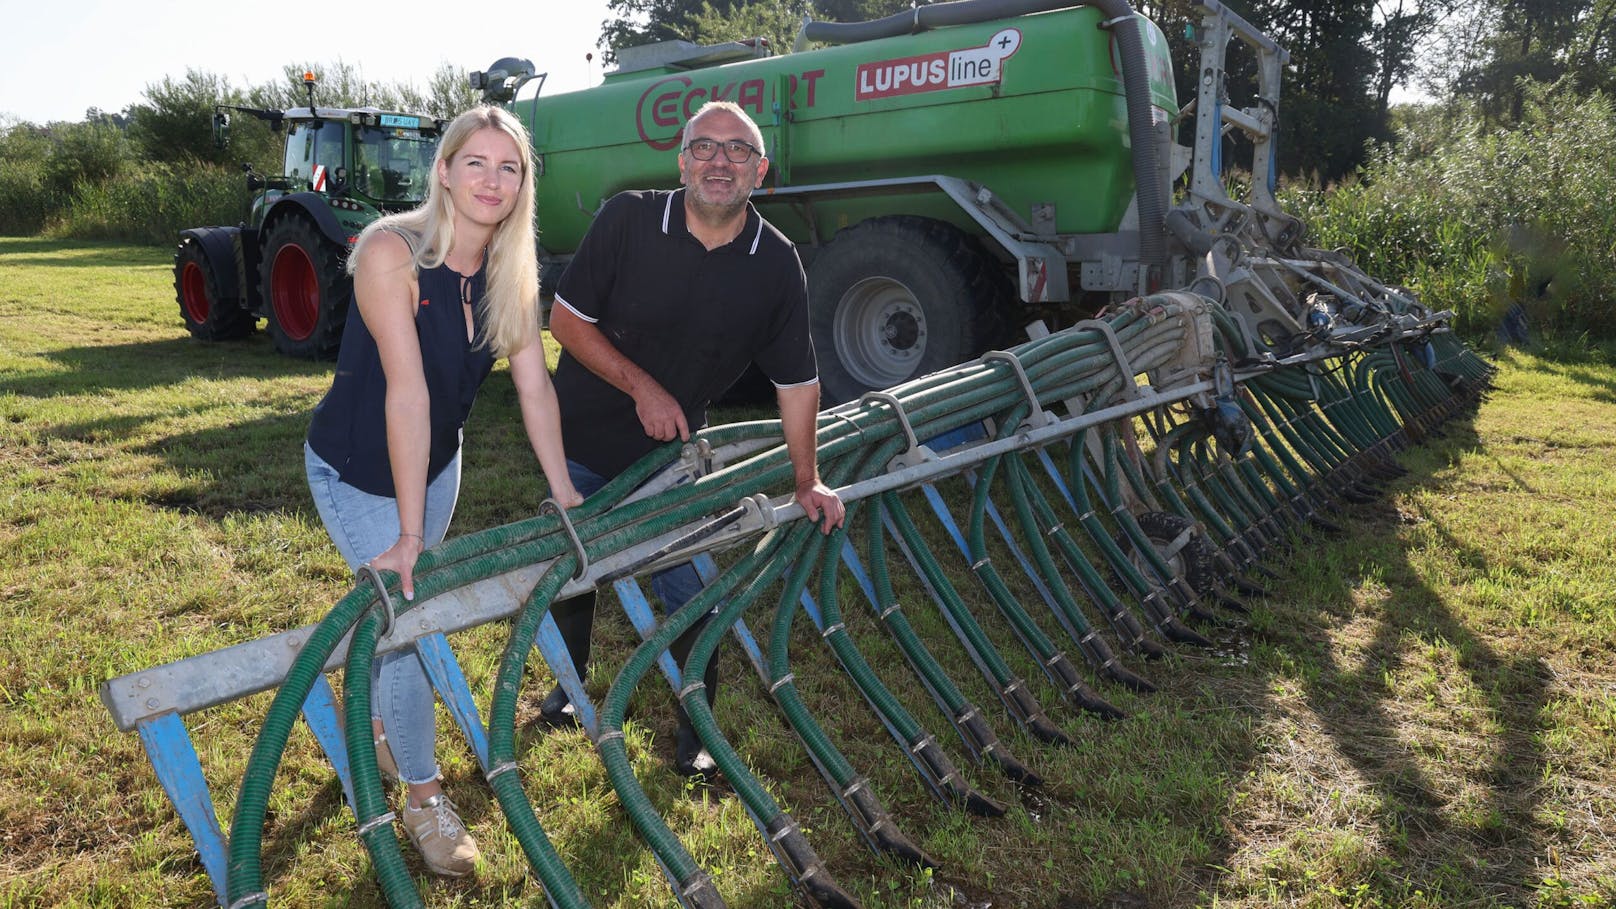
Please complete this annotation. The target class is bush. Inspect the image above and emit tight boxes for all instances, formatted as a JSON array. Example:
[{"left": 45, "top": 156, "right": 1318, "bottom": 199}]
[
  {"left": 0, "top": 158, "right": 57, "bottom": 236},
  {"left": 48, "top": 163, "right": 249, "bottom": 246},
  {"left": 41, "top": 122, "right": 132, "bottom": 197},
  {"left": 1281, "top": 81, "right": 1616, "bottom": 341}
]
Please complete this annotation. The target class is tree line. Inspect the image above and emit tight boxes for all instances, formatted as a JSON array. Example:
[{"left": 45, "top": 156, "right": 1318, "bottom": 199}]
[{"left": 1, "top": 0, "right": 1611, "bottom": 339}]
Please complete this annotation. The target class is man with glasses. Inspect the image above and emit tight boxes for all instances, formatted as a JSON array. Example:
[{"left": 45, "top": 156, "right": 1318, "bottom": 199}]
[{"left": 545, "top": 101, "right": 844, "bottom": 779}]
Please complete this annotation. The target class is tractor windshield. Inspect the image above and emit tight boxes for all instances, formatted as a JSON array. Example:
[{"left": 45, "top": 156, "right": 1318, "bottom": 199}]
[{"left": 355, "top": 126, "right": 438, "bottom": 204}]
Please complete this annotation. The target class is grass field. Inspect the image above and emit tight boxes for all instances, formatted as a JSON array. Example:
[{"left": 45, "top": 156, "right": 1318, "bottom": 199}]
[{"left": 2, "top": 236, "right": 1613, "bottom": 909}]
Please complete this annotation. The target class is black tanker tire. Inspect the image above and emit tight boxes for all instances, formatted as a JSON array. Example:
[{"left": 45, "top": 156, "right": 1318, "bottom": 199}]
[
  {"left": 259, "top": 216, "right": 350, "bottom": 359},
  {"left": 174, "top": 239, "right": 253, "bottom": 341},
  {"left": 808, "top": 216, "right": 1011, "bottom": 404}
]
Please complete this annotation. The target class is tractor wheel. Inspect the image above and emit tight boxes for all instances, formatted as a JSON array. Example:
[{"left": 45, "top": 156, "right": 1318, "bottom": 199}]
[
  {"left": 1118, "top": 511, "right": 1219, "bottom": 596},
  {"left": 808, "top": 216, "right": 1010, "bottom": 404},
  {"left": 260, "top": 216, "right": 350, "bottom": 359},
  {"left": 174, "top": 238, "right": 253, "bottom": 341}
]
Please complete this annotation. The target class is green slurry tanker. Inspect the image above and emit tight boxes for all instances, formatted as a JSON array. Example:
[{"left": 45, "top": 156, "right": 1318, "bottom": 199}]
[
  {"left": 473, "top": 0, "right": 1301, "bottom": 402},
  {"left": 106, "top": 4, "right": 1484, "bottom": 907},
  {"left": 172, "top": 73, "right": 444, "bottom": 358}
]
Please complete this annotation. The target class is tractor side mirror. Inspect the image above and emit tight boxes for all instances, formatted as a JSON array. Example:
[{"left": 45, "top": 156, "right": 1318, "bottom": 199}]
[{"left": 212, "top": 112, "right": 230, "bottom": 150}]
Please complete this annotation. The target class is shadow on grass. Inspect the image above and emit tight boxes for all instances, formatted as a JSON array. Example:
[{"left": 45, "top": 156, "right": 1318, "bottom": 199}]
[
  {"left": 0, "top": 236, "right": 166, "bottom": 268},
  {"left": 1219, "top": 400, "right": 1554, "bottom": 906},
  {"left": 0, "top": 334, "right": 329, "bottom": 398}
]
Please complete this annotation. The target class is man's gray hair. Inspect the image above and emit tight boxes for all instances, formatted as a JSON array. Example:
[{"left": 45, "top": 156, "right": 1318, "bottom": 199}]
[{"left": 682, "top": 101, "right": 766, "bottom": 156}]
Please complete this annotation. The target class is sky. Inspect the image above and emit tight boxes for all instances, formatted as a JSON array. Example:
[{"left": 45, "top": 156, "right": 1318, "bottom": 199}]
[{"left": 1, "top": 0, "right": 618, "bottom": 125}]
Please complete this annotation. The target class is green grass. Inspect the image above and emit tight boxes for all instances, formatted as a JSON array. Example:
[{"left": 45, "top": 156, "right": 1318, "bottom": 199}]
[{"left": 2, "top": 236, "right": 1614, "bottom": 908}]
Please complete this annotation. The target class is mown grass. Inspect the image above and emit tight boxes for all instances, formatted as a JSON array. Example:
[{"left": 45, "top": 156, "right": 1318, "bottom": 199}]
[{"left": 2, "top": 237, "right": 1613, "bottom": 908}]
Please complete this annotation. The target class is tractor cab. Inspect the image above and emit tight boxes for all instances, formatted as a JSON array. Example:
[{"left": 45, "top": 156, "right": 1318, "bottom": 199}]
[
  {"left": 176, "top": 71, "right": 446, "bottom": 360},
  {"left": 277, "top": 109, "right": 440, "bottom": 208}
]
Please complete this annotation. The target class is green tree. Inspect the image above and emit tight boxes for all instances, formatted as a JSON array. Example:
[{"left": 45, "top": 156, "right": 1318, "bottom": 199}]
[
  {"left": 1568, "top": 0, "right": 1616, "bottom": 96},
  {"left": 425, "top": 64, "right": 480, "bottom": 119},
  {"left": 683, "top": 0, "right": 812, "bottom": 50},
  {"left": 603, "top": 0, "right": 928, "bottom": 57},
  {"left": 127, "top": 70, "right": 240, "bottom": 165},
  {"left": 1450, "top": 0, "right": 1587, "bottom": 123}
]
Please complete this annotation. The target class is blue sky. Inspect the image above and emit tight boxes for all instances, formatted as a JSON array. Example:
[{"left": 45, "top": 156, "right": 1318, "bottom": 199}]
[{"left": 1, "top": 0, "right": 615, "bottom": 124}]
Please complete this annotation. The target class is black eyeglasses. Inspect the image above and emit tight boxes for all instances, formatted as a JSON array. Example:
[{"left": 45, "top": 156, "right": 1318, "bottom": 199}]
[{"left": 683, "top": 137, "right": 761, "bottom": 163}]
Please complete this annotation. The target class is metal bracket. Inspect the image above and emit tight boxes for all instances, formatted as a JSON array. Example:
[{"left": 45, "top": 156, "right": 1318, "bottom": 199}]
[
  {"left": 1074, "top": 319, "right": 1140, "bottom": 401},
  {"left": 983, "top": 350, "right": 1044, "bottom": 425},
  {"left": 679, "top": 438, "right": 716, "bottom": 480},
  {"left": 355, "top": 564, "right": 396, "bottom": 640},
  {"left": 540, "top": 498, "right": 588, "bottom": 581},
  {"left": 861, "top": 391, "right": 918, "bottom": 453}
]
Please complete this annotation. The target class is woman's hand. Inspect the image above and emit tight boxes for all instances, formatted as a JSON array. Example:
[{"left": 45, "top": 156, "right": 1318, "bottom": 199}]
[
  {"left": 550, "top": 484, "right": 585, "bottom": 509},
  {"left": 369, "top": 533, "right": 427, "bottom": 601}
]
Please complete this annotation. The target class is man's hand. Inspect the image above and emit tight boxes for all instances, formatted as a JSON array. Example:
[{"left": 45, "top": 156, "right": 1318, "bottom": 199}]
[
  {"left": 634, "top": 382, "right": 691, "bottom": 442},
  {"left": 795, "top": 479, "right": 845, "bottom": 534}
]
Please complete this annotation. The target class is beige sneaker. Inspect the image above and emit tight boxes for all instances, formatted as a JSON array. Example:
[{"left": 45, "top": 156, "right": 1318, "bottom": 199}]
[{"left": 402, "top": 794, "right": 480, "bottom": 877}]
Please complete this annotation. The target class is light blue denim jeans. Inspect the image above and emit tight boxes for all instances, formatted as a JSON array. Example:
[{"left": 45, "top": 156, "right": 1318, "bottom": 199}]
[
  {"left": 305, "top": 442, "right": 461, "bottom": 785},
  {"left": 567, "top": 459, "right": 704, "bottom": 611}
]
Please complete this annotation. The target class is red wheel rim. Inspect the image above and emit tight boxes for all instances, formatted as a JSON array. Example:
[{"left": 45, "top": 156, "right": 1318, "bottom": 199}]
[
  {"left": 181, "top": 261, "right": 210, "bottom": 324},
  {"left": 269, "top": 242, "right": 319, "bottom": 341}
]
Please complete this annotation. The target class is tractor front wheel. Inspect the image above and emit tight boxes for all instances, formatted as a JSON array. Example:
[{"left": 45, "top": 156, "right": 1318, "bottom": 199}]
[
  {"left": 260, "top": 217, "right": 349, "bottom": 359},
  {"left": 175, "top": 238, "right": 253, "bottom": 341}
]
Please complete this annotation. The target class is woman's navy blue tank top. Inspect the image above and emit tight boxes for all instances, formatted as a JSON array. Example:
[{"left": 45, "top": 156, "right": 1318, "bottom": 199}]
[{"left": 306, "top": 251, "right": 496, "bottom": 498}]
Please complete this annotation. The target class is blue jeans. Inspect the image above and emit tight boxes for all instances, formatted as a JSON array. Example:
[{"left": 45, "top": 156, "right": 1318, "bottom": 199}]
[
  {"left": 547, "top": 460, "right": 711, "bottom": 702},
  {"left": 567, "top": 459, "right": 705, "bottom": 611},
  {"left": 305, "top": 442, "right": 461, "bottom": 786}
]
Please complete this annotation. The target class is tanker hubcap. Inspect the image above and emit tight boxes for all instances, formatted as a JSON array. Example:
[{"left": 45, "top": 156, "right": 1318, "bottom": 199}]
[{"left": 834, "top": 276, "right": 927, "bottom": 389}]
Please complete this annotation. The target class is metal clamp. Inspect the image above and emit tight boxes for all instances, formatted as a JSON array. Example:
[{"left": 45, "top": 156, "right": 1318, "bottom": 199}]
[
  {"left": 1097, "top": 12, "right": 1136, "bottom": 29},
  {"left": 679, "top": 438, "right": 716, "bottom": 480},
  {"left": 983, "top": 350, "right": 1045, "bottom": 425},
  {"left": 768, "top": 672, "right": 796, "bottom": 694},
  {"left": 356, "top": 810, "right": 398, "bottom": 838},
  {"left": 859, "top": 391, "right": 921, "bottom": 461},
  {"left": 678, "top": 680, "right": 707, "bottom": 702},
  {"left": 539, "top": 498, "right": 588, "bottom": 581},
  {"left": 1074, "top": 318, "right": 1140, "bottom": 401},
  {"left": 485, "top": 760, "right": 519, "bottom": 784},
  {"left": 228, "top": 894, "right": 269, "bottom": 909},
  {"left": 820, "top": 621, "right": 845, "bottom": 639},
  {"left": 829, "top": 411, "right": 865, "bottom": 444},
  {"left": 355, "top": 564, "right": 397, "bottom": 640}
]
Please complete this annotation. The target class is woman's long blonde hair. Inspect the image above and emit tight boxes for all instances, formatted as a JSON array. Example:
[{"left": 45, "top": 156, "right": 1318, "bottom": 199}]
[{"left": 348, "top": 105, "right": 539, "bottom": 359}]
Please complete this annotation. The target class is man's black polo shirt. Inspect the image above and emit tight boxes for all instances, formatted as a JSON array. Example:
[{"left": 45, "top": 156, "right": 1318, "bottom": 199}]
[{"left": 552, "top": 189, "right": 817, "bottom": 478}]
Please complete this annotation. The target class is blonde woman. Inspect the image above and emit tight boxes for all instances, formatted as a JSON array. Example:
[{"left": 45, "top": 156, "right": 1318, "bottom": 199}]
[{"left": 304, "top": 105, "right": 580, "bottom": 877}]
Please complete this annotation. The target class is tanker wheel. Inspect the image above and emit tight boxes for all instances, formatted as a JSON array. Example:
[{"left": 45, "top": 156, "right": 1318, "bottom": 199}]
[
  {"left": 1117, "top": 511, "right": 1219, "bottom": 596},
  {"left": 174, "top": 239, "right": 253, "bottom": 341},
  {"left": 808, "top": 216, "right": 1009, "bottom": 404},
  {"left": 260, "top": 216, "right": 350, "bottom": 359}
]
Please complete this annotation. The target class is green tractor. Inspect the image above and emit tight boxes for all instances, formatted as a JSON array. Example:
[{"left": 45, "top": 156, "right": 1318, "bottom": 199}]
[{"left": 173, "top": 72, "right": 444, "bottom": 358}]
